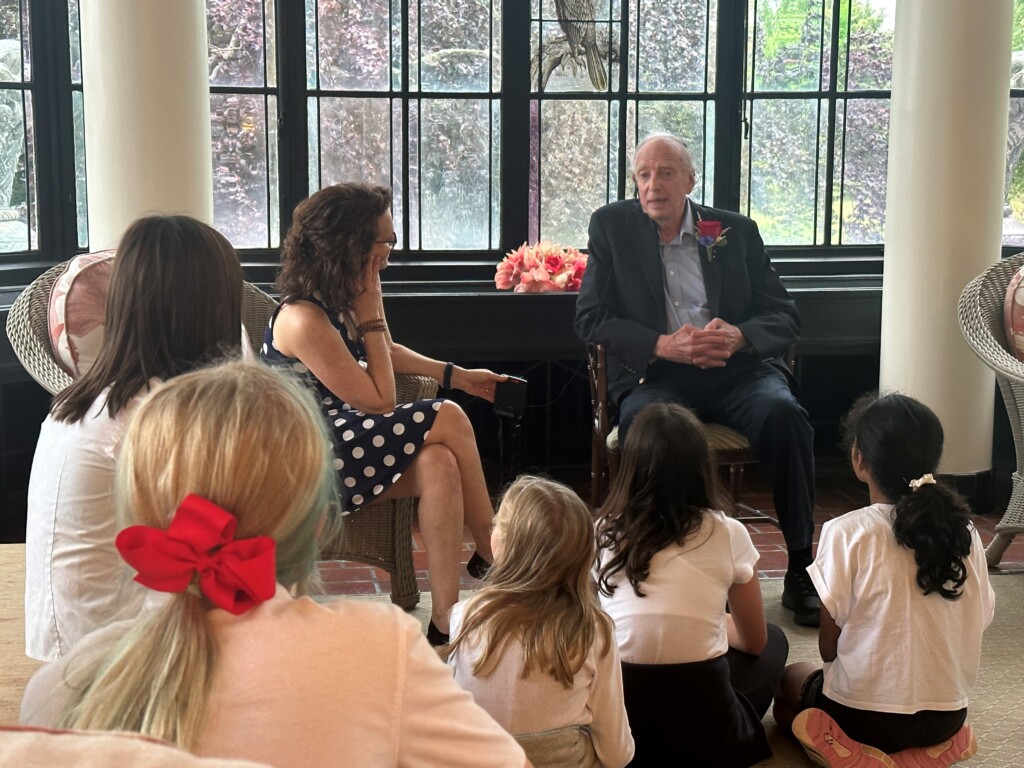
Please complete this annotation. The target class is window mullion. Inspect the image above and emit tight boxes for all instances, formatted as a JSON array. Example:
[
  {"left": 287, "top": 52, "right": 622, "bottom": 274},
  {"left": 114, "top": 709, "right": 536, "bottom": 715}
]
[
  {"left": 31, "top": 0, "right": 75, "bottom": 262},
  {"left": 500, "top": 0, "right": 529, "bottom": 252},
  {"left": 713, "top": 0, "right": 744, "bottom": 211},
  {"left": 275, "top": 0, "right": 309, "bottom": 240}
]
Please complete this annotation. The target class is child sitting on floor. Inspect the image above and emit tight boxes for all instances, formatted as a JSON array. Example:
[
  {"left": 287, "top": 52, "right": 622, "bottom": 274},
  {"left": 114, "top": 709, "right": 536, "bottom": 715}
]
[
  {"left": 595, "top": 402, "right": 789, "bottom": 767},
  {"left": 20, "top": 360, "right": 528, "bottom": 768},
  {"left": 773, "top": 392, "right": 995, "bottom": 768},
  {"left": 446, "top": 475, "right": 634, "bottom": 768}
]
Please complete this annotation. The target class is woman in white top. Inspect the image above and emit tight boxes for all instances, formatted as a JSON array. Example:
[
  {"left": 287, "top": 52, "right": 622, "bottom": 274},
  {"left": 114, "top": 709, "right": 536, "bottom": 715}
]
[
  {"left": 596, "top": 402, "right": 787, "bottom": 767},
  {"left": 21, "top": 360, "right": 528, "bottom": 768},
  {"left": 447, "top": 475, "right": 634, "bottom": 768},
  {"left": 25, "top": 215, "right": 243, "bottom": 661},
  {"left": 773, "top": 393, "right": 995, "bottom": 768}
]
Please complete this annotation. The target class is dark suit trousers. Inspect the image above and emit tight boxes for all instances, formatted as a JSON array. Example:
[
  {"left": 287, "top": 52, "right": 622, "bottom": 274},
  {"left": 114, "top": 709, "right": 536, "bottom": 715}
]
[{"left": 617, "top": 357, "right": 815, "bottom": 553}]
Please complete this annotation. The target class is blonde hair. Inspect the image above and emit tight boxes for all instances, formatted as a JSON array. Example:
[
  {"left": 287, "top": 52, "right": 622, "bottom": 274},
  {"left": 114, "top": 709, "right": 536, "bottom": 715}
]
[
  {"left": 59, "top": 359, "right": 338, "bottom": 747},
  {"left": 446, "top": 475, "right": 614, "bottom": 688}
]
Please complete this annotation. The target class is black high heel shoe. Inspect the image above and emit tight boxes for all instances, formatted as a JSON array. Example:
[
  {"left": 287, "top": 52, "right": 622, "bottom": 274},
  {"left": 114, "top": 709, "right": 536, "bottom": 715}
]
[
  {"left": 467, "top": 551, "right": 492, "bottom": 580},
  {"left": 426, "top": 620, "right": 449, "bottom": 647}
]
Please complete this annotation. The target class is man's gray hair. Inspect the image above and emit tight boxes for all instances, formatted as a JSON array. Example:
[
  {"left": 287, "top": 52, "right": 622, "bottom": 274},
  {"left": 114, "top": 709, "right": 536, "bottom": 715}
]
[{"left": 633, "top": 132, "right": 697, "bottom": 177}]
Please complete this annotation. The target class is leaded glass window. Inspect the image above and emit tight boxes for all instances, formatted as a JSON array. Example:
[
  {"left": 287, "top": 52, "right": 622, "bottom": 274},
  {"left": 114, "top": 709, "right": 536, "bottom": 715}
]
[
  {"left": 307, "top": 0, "right": 502, "bottom": 251},
  {"left": 0, "top": 0, "right": 36, "bottom": 253}
]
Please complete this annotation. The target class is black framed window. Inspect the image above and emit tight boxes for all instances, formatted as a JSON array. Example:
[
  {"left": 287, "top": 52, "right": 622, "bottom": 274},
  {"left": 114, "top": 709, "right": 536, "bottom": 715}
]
[
  {"left": 530, "top": 0, "right": 718, "bottom": 248},
  {"left": 1006, "top": 0, "right": 1024, "bottom": 248},
  {"left": 8, "top": 0, "right": 1024, "bottom": 282},
  {"left": 0, "top": 0, "right": 37, "bottom": 254},
  {"left": 305, "top": 0, "right": 501, "bottom": 253},
  {"left": 208, "top": 0, "right": 281, "bottom": 249},
  {"left": 742, "top": 0, "right": 893, "bottom": 247}
]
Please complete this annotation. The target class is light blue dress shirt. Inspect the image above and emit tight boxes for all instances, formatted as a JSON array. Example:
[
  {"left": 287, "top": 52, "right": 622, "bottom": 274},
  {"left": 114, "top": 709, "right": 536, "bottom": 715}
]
[{"left": 660, "top": 201, "right": 712, "bottom": 333}]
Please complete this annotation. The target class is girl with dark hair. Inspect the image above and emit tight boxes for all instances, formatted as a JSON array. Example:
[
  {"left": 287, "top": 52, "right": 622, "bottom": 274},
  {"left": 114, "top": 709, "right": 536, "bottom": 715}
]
[
  {"left": 774, "top": 393, "right": 995, "bottom": 768},
  {"left": 595, "top": 402, "right": 788, "bottom": 767},
  {"left": 25, "top": 215, "right": 243, "bottom": 662},
  {"left": 264, "top": 182, "right": 504, "bottom": 644}
]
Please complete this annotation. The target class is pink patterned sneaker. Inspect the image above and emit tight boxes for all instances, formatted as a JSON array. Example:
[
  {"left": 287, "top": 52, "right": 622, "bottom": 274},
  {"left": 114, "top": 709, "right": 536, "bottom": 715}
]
[
  {"left": 791, "top": 708, "right": 897, "bottom": 768},
  {"left": 890, "top": 725, "right": 977, "bottom": 768}
]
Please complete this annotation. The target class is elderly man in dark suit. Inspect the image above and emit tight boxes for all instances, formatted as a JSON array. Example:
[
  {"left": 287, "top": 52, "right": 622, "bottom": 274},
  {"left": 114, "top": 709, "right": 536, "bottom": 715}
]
[{"left": 576, "top": 133, "right": 819, "bottom": 626}]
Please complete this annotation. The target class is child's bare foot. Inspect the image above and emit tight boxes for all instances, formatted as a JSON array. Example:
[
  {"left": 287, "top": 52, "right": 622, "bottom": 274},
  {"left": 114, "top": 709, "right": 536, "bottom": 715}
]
[
  {"left": 890, "top": 725, "right": 977, "bottom": 768},
  {"left": 791, "top": 708, "right": 896, "bottom": 768}
]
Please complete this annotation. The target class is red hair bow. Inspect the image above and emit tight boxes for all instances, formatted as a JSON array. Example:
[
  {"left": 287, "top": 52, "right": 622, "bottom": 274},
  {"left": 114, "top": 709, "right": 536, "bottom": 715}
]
[{"left": 115, "top": 494, "right": 277, "bottom": 616}]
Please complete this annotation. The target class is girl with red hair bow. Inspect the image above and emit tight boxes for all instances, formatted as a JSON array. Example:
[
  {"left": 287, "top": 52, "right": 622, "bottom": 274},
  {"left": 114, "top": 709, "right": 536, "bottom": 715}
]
[{"left": 20, "top": 360, "right": 529, "bottom": 768}]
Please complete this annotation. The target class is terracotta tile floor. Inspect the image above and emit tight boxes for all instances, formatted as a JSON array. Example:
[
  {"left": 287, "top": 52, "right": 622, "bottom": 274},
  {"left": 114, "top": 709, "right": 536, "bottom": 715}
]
[{"left": 318, "top": 461, "right": 1024, "bottom": 597}]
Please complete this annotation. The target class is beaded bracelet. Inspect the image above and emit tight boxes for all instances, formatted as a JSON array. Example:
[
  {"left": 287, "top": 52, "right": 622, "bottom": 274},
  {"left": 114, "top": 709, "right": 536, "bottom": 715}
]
[{"left": 356, "top": 318, "right": 387, "bottom": 337}]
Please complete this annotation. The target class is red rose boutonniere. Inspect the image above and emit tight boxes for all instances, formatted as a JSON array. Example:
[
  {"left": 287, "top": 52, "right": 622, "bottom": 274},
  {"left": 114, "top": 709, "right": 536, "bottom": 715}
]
[{"left": 695, "top": 217, "right": 730, "bottom": 262}]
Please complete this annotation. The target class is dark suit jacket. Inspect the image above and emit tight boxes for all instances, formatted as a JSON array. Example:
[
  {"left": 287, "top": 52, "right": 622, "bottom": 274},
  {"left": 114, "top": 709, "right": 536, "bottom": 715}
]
[{"left": 575, "top": 198, "right": 800, "bottom": 407}]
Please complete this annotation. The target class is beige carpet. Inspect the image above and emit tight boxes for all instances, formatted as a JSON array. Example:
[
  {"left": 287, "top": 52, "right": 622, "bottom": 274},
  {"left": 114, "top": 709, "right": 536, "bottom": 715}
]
[
  {"left": 0, "top": 545, "right": 41, "bottom": 726},
  {"left": 350, "top": 576, "right": 1024, "bottom": 768},
  {"left": 2, "top": 541, "right": 1021, "bottom": 766}
]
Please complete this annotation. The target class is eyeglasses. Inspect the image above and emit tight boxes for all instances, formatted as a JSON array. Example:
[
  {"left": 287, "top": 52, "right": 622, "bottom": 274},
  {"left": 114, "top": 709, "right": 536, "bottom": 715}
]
[{"left": 374, "top": 234, "right": 398, "bottom": 251}]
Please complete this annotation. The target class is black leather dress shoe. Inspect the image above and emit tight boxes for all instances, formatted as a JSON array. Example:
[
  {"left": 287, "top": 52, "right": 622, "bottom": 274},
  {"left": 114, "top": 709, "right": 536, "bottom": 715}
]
[{"left": 782, "top": 569, "right": 821, "bottom": 627}]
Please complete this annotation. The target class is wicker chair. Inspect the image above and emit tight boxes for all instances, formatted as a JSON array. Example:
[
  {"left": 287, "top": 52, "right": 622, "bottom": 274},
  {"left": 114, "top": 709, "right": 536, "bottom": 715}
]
[
  {"left": 958, "top": 251, "right": 1024, "bottom": 566},
  {"left": 321, "top": 374, "right": 437, "bottom": 609},
  {"left": 585, "top": 342, "right": 772, "bottom": 525},
  {"left": 5, "top": 260, "right": 280, "bottom": 395},
  {"left": 6, "top": 259, "right": 428, "bottom": 607}
]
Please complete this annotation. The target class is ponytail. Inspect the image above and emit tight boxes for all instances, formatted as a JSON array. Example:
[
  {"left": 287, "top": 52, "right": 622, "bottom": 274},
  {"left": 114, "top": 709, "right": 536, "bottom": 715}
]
[
  {"left": 60, "top": 594, "right": 215, "bottom": 748},
  {"left": 892, "top": 482, "right": 973, "bottom": 600},
  {"left": 843, "top": 392, "right": 976, "bottom": 602}
]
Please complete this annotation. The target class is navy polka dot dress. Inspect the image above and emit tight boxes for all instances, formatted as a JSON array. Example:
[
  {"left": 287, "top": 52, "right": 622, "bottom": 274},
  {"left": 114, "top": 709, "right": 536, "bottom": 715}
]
[{"left": 261, "top": 297, "right": 442, "bottom": 512}]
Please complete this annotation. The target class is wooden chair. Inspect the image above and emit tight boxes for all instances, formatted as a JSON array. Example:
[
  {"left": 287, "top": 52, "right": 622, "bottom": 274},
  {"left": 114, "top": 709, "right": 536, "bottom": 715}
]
[
  {"left": 6, "top": 259, "right": 425, "bottom": 608},
  {"left": 958, "top": 251, "right": 1024, "bottom": 566},
  {"left": 585, "top": 342, "right": 774, "bottom": 524}
]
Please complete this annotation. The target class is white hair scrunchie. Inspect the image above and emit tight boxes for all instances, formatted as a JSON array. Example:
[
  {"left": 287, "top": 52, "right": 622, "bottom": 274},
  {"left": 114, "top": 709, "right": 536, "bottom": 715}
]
[{"left": 908, "top": 473, "right": 936, "bottom": 491}]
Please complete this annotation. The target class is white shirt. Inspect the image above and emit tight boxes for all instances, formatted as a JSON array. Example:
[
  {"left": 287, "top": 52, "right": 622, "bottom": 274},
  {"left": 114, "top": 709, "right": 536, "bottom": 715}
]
[
  {"left": 598, "top": 510, "right": 758, "bottom": 663},
  {"left": 809, "top": 503, "right": 996, "bottom": 714},
  {"left": 24, "top": 389, "right": 147, "bottom": 660},
  {"left": 447, "top": 601, "right": 635, "bottom": 768}
]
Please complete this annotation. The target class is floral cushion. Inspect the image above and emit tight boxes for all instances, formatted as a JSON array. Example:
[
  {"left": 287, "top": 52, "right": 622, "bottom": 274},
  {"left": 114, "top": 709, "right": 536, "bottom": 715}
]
[
  {"left": 1004, "top": 264, "right": 1024, "bottom": 361},
  {"left": 47, "top": 250, "right": 116, "bottom": 377}
]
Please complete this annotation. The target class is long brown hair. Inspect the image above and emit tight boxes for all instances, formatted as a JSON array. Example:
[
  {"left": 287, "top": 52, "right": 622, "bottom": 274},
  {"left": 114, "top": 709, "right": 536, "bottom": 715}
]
[
  {"left": 51, "top": 215, "right": 242, "bottom": 423},
  {"left": 276, "top": 183, "right": 392, "bottom": 311},
  {"left": 446, "top": 476, "right": 614, "bottom": 688},
  {"left": 596, "top": 402, "right": 728, "bottom": 597},
  {"left": 60, "top": 360, "right": 339, "bottom": 747}
]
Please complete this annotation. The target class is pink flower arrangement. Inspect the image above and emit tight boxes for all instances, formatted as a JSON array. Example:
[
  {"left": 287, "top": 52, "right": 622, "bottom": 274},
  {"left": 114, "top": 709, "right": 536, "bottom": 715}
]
[{"left": 495, "top": 241, "right": 588, "bottom": 293}]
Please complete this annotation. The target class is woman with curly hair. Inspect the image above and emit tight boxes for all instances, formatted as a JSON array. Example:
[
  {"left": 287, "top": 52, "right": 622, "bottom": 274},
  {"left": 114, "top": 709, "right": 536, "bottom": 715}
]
[{"left": 263, "top": 183, "right": 504, "bottom": 644}]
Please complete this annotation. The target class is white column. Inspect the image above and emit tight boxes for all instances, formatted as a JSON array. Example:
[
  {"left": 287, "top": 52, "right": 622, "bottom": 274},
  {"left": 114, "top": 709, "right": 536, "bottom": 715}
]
[
  {"left": 79, "top": 0, "right": 212, "bottom": 249},
  {"left": 880, "top": 0, "right": 1012, "bottom": 473}
]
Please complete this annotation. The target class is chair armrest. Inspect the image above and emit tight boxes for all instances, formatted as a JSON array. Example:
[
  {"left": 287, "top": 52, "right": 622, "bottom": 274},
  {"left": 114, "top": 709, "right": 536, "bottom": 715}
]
[{"left": 395, "top": 374, "right": 438, "bottom": 404}]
